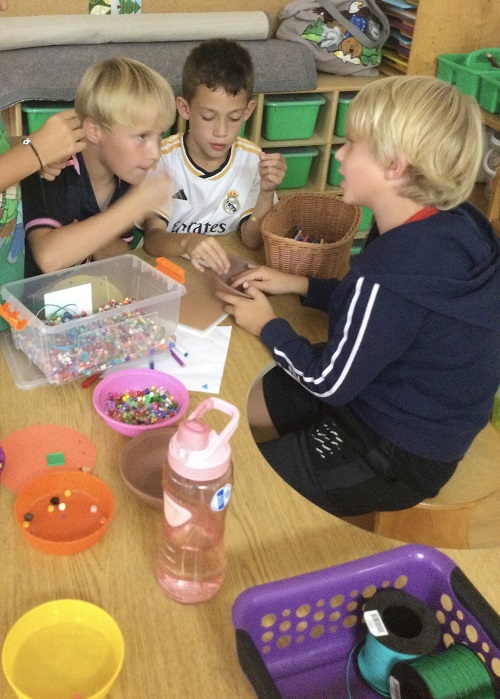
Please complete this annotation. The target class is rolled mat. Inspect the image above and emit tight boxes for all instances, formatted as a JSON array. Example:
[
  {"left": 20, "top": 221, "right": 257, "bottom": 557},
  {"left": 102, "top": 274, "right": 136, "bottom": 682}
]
[{"left": 0, "top": 12, "right": 272, "bottom": 51}]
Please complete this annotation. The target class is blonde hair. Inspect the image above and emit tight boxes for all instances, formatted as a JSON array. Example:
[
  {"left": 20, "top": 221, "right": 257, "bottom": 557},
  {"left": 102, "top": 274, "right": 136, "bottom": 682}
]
[
  {"left": 346, "top": 75, "right": 483, "bottom": 209},
  {"left": 75, "top": 57, "right": 176, "bottom": 133}
]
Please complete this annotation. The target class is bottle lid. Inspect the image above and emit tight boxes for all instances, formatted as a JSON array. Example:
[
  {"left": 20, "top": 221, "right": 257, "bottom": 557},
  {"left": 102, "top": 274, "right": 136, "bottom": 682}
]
[{"left": 168, "top": 398, "right": 239, "bottom": 481}]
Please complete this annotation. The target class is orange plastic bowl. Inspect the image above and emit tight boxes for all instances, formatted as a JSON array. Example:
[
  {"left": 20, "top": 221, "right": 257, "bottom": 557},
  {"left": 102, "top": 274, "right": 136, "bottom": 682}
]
[{"left": 15, "top": 470, "right": 114, "bottom": 555}]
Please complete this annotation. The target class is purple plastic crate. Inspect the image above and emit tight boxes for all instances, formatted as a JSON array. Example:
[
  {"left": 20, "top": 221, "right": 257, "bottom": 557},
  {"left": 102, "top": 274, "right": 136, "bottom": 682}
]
[{"left": 232, "top": 545, "right": 500, "bottom": 698}]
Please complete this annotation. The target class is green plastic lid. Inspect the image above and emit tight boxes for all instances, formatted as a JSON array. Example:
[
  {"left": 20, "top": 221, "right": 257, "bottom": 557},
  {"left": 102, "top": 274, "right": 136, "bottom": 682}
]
[
  {"left": 271, "top": 146, "right": 319, "bottom": 158},
  {"left": 21, "top": 101, "right": 72, "bottom": 113},
  {"left": 338, "top": 92, "right": 357, "bottom": 103},
  {"left": 264, "top": 94, "right": 326, "bottom": 107}
]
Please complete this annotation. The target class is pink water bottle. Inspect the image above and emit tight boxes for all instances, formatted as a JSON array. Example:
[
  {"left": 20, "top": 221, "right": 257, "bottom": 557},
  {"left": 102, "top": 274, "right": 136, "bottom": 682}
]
[{"left": 156, "top": 397, "right": 240, "bottom": 603}]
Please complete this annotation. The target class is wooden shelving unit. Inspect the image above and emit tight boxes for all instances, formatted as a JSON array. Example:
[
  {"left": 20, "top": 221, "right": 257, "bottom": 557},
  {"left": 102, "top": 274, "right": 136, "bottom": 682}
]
[
  {"left": 240, "top": 74, "right": 380, "bottom": 198},
  {"left": 379, "top": 0, "right": 500, "bottom": 77}
]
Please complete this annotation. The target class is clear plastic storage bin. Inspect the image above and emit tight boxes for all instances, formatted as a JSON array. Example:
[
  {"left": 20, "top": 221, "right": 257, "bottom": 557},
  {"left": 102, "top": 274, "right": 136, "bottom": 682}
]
[{"left": 0, "top": 255, "right": 185, "bottom": 385}]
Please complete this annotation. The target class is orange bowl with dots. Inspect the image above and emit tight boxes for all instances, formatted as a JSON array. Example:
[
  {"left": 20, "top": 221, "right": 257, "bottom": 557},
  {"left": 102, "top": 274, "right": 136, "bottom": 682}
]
[{"left": 14, "top": 470, "right": 114, "bottom": 555}]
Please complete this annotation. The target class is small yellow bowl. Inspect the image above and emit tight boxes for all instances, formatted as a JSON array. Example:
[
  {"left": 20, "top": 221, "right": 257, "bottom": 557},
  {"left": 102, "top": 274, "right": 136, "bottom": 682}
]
[{"left": 2, "top": 599, "right": 124, "bottom": 699}]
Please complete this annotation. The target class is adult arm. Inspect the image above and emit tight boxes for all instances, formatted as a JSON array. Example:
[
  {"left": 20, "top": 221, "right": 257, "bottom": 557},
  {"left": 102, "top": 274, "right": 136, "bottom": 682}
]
[{"left": 0, "top": 111, "right": 85, "bottom": 191}]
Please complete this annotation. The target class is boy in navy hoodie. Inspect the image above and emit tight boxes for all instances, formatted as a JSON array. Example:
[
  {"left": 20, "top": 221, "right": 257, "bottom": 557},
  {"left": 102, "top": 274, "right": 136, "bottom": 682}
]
[{"left": 218, "top": 75, "right": 500, "bottom": 517}]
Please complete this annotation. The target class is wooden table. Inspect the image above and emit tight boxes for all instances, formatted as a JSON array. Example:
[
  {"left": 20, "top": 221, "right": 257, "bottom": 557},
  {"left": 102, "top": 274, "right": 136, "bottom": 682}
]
[{"left": 1, "top": 235, "right": 499, "bottom": 698}]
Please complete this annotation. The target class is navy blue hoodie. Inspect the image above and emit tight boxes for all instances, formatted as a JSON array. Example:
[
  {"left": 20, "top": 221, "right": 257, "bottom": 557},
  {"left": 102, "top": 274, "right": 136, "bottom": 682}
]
[{"left": 260, "top": 203, "right": 500, "bottom": 461}]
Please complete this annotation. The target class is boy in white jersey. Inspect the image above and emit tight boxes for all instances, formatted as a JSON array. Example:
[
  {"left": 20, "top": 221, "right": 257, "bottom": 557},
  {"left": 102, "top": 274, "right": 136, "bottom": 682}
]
[{"left": 143, "top": 39, "right": 287, "bottom": 275}]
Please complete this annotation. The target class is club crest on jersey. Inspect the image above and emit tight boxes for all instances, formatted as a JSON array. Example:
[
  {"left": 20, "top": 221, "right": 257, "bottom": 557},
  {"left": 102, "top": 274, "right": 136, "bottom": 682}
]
[{"left": 223, "top": 190, "right": 240, "bottom": 214}]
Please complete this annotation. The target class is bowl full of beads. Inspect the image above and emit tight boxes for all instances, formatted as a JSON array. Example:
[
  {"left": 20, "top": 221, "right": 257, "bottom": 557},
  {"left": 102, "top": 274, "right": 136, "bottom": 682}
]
[{"left": 92, "top": 368, "right": 189, "bottom": 437}]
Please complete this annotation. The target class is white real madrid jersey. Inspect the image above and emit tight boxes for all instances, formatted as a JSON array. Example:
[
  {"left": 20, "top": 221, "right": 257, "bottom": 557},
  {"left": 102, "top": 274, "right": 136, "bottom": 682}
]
[{"left": 151, "top": 133, "right": 264, "bottom": 235}]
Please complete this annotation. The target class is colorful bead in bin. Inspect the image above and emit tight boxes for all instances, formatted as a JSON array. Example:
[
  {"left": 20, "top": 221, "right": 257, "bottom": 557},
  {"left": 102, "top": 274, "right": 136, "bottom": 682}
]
[
  {"left": 0, "top": 445, "right": 5, "bottom": 477},
  {"left": 105, "top": 386, "right": 180, "bottom": 425}
]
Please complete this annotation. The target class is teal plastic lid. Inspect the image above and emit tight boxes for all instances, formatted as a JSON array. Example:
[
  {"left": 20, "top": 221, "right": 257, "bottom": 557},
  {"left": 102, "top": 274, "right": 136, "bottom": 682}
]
[{"left": 264, "top": 94, "right": 326, "bottom": 107}]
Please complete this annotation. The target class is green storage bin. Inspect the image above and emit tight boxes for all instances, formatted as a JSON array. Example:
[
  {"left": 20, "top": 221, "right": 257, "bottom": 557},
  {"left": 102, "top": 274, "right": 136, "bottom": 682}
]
[
  {"left": 21, "top": 101, "right": 73, "bottom": 133},
  {"left": 359, "top": 206, "right": 373, "bottom": 231},
  {"left": 327, "top": 147, "right": 343, "bottom": 186},
  {"left": 274, "top": 146, "right": 319, "bottom": 189},
  {"left": 262, "top": 94, "right": 325, "bottom": 141},
  {"left": 478, "top": 72, "right": 500, "bottom": 114},
  {"left": 334, "top": 92, "right": 357, "bottom": 138},
  {"left": 437, "top": 48, "right": 500, "bottom": 100}
]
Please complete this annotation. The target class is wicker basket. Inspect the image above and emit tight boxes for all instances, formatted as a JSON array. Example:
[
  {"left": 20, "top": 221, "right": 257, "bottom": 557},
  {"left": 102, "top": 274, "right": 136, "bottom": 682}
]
[{"left": 261, "top": 192, "right": 361, "bottom": 279}]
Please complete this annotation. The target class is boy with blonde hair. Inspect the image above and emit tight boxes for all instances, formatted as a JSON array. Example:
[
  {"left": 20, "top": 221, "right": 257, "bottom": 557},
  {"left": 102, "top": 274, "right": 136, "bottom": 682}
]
[
  {"left": 22, "top": 57, "right": 176, "bottom": 277},
  {"left": 219, "top": 75, "right": 500, "bottom": 517},
  {"left": 143, "top": 39, "right": 287, "bottom": 275}
]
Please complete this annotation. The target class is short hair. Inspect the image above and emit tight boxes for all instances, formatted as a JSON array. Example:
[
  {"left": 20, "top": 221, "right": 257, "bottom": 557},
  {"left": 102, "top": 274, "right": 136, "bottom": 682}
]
[
  {"left": 75, "top": 56, "right": 176, "bottom": 133},
  {"left": 182, "top": 39, "right": 254, "bottom": 102},
  {"left": 346, "top": 75, "right": 483, "bottom": 210}
]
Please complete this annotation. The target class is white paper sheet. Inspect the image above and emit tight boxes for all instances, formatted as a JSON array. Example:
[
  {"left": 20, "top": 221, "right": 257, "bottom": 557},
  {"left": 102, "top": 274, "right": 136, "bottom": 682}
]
[{"left": 103, "top": 325, "right": 232, "bottom": 394}]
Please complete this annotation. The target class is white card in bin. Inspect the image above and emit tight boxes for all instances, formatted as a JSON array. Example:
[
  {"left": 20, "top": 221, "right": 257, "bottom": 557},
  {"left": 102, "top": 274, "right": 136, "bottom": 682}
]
[{"left": 43, "top": 283, "right": 93, "bottom": 319}]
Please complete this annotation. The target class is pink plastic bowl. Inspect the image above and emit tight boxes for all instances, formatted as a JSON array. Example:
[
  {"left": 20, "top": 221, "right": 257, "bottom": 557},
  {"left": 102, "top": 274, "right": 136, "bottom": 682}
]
[{"left": 92, "top": 368, "right": 189, "bottom": 438}]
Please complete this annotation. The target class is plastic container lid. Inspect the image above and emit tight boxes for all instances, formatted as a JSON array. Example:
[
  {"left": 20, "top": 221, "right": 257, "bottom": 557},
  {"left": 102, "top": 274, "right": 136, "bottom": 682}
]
[
  {"left": 21, "top": 101, "right": 71, "bottom": 113},
  {"left": 338, "top": 92, "right": 358, "bottom": 103},
  {"left": 263, "top": 94, "right": 326, "bottom": 107},
  {"left": 168, "top": 397, "right": 239, "bottom": 481},
  {"left": 0, "top": 424, "right": 96, "bottom": 492},
  {"left": 273, "top": 146, "right": 319, "bottom": 158}
]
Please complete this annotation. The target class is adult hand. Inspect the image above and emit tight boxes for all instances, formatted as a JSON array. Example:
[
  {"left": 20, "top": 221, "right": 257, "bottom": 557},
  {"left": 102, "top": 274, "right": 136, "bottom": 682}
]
[
  {"left": 231, "top": 264, "right": 309, "bottom": 296},
  {"left": 258, "top": 152, "right": 287, "bottom": 192},
  {"left": 217, "top": 286, "right": 276, "bottom": 336},
  {"left": 31, "top": 110, "right": 86, "bottom": 168},
  {"left": 40, "top": 160, "right": 68, "bottom": 181}
]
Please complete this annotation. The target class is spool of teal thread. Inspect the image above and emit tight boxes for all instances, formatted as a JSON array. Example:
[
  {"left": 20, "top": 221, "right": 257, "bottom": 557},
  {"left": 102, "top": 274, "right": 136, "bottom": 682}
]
[
  {"left": 357, "top": 589, "right": 441, "bottom": 697},
  {"left": 358, "top": 632, "right": 421, "bottom": 696}
]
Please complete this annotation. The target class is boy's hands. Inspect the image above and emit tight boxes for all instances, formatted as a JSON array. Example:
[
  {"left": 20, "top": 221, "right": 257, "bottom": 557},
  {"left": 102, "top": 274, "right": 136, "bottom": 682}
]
[
  {"left": 217, "top": 286, "right": 276, "bottom": 336},
  {"left": 183, "top": 235, "right": 230, "bottom": 275},
  {"left": 230, "top": 265, "right": 309, "bottom": 296},
  {"left": 32, "top": 110, "right": 86, "bottom": 178},
  {"left": 258, "top": 152, "right": 287, "bottom": 192},
  {"left": 126, "top": 172, "right": 174, "bottom": 216}
]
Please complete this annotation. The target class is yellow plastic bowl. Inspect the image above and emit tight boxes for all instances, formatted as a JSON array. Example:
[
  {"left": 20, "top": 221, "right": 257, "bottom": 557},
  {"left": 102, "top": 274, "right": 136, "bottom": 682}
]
[{"left": 2, "top": 599, "right": 124, "bottom": 699}]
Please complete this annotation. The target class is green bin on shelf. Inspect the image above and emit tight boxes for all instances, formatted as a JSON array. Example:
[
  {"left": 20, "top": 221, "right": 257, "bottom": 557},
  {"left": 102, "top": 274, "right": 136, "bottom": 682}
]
[
  {"left": 21, "top": 101, "right": 73, "bottom": 133},
  {"left": 273, "top": 146, "right": 319, "bottom": 189}
]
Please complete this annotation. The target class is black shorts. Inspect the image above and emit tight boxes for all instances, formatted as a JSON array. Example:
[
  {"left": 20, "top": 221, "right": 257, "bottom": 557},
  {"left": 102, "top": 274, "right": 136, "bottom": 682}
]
[{"left": 260, "top": 366, "right": 458, "bottom": 517}]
